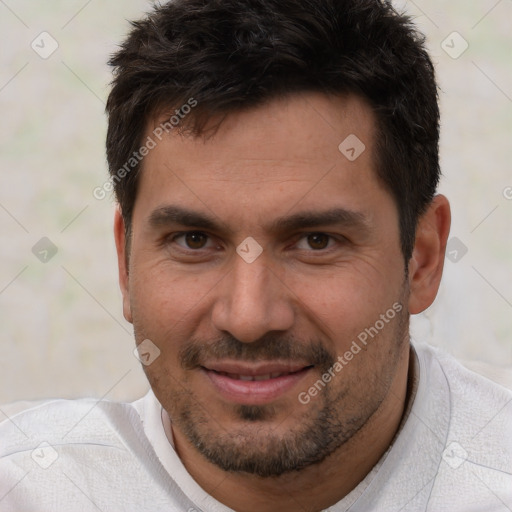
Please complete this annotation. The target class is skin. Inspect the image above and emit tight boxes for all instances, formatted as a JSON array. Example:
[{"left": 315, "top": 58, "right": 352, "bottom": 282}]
[{"left": 114, "top": 92, "right": 451, "bottom": 512}]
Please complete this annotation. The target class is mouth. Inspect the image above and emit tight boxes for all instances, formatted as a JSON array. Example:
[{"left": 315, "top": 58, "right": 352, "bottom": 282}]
[
  {"left": 214, "top": 370, "right": 302, "bottom": 381},
  {"left": 200, "top": 362, "right": 314, "bottom": 405}
]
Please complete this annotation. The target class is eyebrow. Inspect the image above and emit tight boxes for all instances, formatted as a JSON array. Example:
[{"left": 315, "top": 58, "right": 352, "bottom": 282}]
[
  {"left": 269, "top": 208, "right": 372, "bottom": 235},
  {"left": 148, "top": 205, "right": 222, "bottom": 232},
  {"left": 147, "top": 205, "right": 372, "bottom": 235}
]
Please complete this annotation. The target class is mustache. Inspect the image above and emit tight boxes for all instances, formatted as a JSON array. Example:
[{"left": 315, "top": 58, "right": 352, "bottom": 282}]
[{"left": 179, "top": 333, "right": 336, "bottom": 371}]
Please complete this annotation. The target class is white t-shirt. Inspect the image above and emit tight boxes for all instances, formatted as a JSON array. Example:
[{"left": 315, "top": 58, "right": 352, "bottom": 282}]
[{"left": 1, "top": 343, "right": 511, "bottom": 511}]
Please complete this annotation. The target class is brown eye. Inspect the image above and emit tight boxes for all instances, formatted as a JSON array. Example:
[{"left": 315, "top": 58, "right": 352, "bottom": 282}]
[
  {"left": 307, "top": 233, "right": 330, "bottom": 250},
  {"left": 184, "top": 232, "right": 208, "bottom": 249}
]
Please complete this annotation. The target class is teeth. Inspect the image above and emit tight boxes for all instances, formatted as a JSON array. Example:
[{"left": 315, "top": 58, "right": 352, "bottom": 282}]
[
  {"left": 235, "top": 372, "right": 285, "bottom": 381},
  {"left": 254, "top": 374, "right": 271, "bottom": 381},
  {"left": 215, "top": 370, "right": 296, "bottom": 381}
]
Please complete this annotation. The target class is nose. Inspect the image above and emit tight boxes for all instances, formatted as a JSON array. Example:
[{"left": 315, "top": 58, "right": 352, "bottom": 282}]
[{"left": 211, "top": 254, "right": 295, "bottom": 343}]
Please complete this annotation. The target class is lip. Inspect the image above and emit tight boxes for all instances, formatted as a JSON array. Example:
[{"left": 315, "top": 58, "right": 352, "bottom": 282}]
[{"left": 201, "top": 361, "right": 313, "bottom": 405}]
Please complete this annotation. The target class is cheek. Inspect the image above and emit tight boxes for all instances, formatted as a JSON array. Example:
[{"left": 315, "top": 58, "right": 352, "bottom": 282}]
[
  {"left": 128, "top": 261, "right": 218, "bottom": 340},
  {"left": 284, "top": 265, "right": 404, "bottom": 350}
]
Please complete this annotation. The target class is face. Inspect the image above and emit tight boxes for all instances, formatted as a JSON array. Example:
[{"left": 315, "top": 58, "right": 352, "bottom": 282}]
[{"left": 117, "top": 92, "right": 413, "bottom": 477}]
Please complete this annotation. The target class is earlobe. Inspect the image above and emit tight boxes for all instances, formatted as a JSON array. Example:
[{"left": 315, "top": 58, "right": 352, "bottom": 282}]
[
  {"left": 114, "top": 207, "right": 133, "bottom": 324},
  {"left": 408, "top": 195, "right": 451, "bottom": 314}
]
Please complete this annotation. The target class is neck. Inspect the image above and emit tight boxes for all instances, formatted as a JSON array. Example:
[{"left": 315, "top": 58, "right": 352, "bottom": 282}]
[{"left": 171, "top": 346, "right": 412, "bottom": 512}]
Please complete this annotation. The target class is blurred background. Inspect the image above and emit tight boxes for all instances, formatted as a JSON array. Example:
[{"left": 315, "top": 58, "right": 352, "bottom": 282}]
[{"left": 0, "top": 0, "right": 511, "bottom": 405}]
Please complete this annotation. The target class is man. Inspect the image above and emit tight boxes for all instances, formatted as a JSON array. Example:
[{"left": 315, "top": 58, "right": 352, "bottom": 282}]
[{"left": 1, "top": 0, "right": 511, "bottom": 510}]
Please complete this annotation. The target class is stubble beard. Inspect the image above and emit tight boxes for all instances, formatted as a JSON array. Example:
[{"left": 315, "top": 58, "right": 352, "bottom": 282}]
[{"left": 139, "top": 306, "right": 409, "bottom": 478}]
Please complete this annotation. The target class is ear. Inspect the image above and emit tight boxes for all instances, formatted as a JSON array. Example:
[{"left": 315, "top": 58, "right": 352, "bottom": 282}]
[
  {"left": 114, "top": 207, "right": 133, "bottom": 324},
  {"left": 407, "top": 194, "right": 451, "bottom": 314}
]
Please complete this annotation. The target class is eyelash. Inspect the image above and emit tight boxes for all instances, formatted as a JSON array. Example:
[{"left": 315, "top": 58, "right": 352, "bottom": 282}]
[
  {"left": 169, "top": 231, "right": 217, "bottom": 251},
  {"left": 166, "top": 231, "right": 345, "bottom": 253}
]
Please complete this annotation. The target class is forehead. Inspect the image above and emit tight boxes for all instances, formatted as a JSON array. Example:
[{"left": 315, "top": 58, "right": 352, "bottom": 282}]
[
  {"left": 149, "top": 91, "right": 375, "bottom": 170},
  {"left": 134, "top": 92, "right": 390, "bottom": 229}
]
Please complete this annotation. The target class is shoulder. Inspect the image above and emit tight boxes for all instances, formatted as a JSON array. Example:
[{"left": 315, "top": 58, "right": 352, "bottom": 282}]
[
  {"left": 0, "top": 397, "right": 139, "bottom": 453},
  {"left": 417, "top": 342, "right": 512, "bottom": 409},
  {"left": 0, "top": 397, "right": 147, "bottom": 480},
  {"left": 0, "top": 394, "right": 178, "bottom": 510},
  {"left": 414, "top": 343, "right": 512, "bottom": 510},
  {"left": 416, "top": 343, "right": 512, "bottom": 438}
]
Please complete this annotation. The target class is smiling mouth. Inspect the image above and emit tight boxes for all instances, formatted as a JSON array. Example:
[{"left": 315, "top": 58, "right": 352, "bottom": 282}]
[
  {"left": 200, "top": 364, "right": 314, "bottom": 404},
  {"left": 210, "top": 368, "right": 312, "bottom": 381}
]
